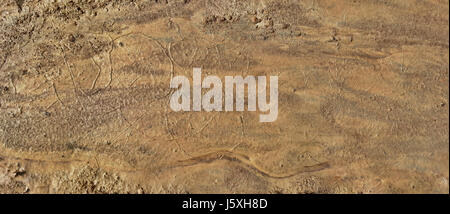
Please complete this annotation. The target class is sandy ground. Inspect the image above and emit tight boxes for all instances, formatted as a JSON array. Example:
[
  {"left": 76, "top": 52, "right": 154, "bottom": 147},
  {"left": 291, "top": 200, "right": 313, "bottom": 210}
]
[{"left": 0, "top": 0, "right": 448, "bottom": 193}]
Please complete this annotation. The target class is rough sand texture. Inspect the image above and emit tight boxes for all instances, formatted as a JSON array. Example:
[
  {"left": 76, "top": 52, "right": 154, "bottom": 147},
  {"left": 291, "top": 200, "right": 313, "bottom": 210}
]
[{"left": 0, "top": 0, "right": 448, "bottom": 193}]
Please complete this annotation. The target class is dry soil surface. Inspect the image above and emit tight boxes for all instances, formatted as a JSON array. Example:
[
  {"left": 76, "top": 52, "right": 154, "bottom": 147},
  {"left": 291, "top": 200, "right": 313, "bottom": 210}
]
[{"left": 0, "top": 0, "right": 449, "bottom": 193}]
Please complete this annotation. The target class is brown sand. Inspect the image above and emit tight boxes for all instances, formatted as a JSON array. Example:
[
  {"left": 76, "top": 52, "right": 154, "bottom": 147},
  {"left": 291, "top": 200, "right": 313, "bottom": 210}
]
[{"left": 0, "top": 0, "right": 448, "bottom": 193}]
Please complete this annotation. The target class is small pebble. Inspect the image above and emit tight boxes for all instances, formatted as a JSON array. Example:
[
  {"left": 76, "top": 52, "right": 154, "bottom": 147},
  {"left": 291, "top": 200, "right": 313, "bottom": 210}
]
[{"left": 250, "top": 16, "right": 261, "bottom": 24}]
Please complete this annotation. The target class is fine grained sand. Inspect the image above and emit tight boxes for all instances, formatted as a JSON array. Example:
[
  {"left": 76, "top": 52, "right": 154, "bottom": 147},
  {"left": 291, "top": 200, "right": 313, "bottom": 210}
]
[{"left": 0, "top": 0, "right": 448, "bottom": 193}]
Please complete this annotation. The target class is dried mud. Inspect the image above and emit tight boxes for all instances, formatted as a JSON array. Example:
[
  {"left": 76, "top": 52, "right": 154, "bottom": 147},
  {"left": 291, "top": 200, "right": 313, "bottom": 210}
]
[{"left": 0, "top": 0, "right": 448, "bottom": 193}]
